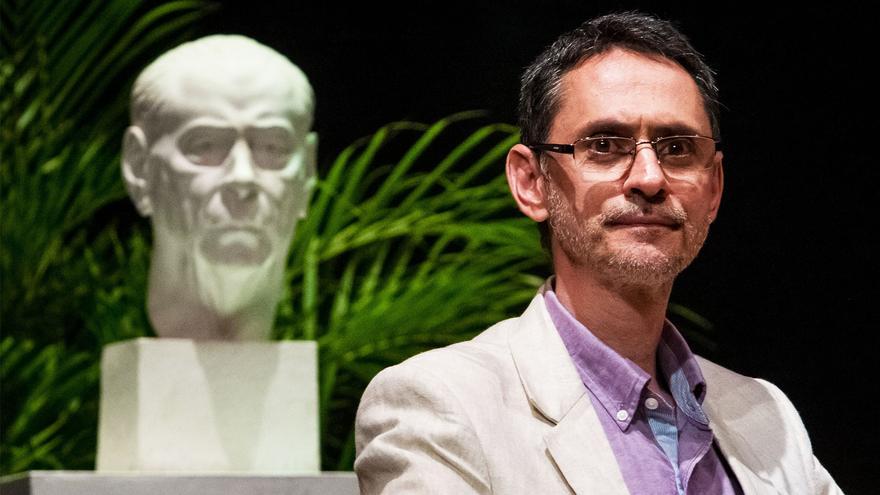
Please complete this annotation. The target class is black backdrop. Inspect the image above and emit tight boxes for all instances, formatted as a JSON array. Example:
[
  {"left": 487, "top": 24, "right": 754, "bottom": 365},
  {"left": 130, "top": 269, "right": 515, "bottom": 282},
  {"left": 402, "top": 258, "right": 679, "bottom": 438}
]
[{"left": 202, "top": 3, "right": 874, "bottom": 491}]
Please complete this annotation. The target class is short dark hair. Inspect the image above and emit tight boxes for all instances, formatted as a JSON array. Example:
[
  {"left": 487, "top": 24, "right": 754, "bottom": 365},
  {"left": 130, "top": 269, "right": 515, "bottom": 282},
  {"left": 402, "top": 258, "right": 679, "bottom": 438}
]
[{"left": 518, "top": 11, "right": 721, "bottom": 251}]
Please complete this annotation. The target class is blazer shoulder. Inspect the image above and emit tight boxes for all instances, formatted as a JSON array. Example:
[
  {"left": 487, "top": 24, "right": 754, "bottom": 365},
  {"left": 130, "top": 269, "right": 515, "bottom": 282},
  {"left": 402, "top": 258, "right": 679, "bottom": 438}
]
[
  {"left": 353, "top": 319, "right": 522, "bottom": 494},
  {"left": 696, "top": 355, "right": 754, "bottom": 385},
  {"left": 697, "top": 355, "right": 799, "bottom": 420},
  {"left": 365, "top": 315, "right": 520, "bottom": 398},
  {"left": 696, "top": 356, "right": 845, "bottom": 494},
  {"left": 696, "top": 355, "right": 798, "bottom": 411}
]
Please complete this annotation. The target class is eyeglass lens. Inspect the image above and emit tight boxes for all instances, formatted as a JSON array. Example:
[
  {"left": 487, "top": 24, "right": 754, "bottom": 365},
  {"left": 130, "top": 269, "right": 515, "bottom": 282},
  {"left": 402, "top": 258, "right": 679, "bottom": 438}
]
[{"left": 573, "top": 136, "right": 715, "bottom": 178}]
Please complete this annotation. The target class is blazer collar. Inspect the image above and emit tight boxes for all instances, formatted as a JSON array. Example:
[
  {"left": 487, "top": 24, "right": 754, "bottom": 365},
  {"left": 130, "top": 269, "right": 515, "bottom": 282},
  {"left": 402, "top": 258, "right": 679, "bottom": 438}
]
[{"left": 508, "top": 289, "right": 628, "bottom": 494}]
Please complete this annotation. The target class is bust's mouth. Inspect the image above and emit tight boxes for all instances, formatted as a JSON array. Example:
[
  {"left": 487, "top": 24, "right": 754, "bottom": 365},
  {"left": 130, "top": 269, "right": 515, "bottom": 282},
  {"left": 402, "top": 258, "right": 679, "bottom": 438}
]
[{"left": 198, "top": 226, "right": 272, "bottom": 265}]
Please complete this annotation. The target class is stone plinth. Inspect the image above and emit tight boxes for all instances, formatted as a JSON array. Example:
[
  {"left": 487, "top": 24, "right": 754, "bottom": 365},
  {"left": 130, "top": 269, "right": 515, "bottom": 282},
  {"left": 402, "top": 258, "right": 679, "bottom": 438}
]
[
  {"left": 0, "top": 471, "right": 358, "bottom": 495},
  {"left": 97, "top": 338, "right": 318, "bottom": 473}
]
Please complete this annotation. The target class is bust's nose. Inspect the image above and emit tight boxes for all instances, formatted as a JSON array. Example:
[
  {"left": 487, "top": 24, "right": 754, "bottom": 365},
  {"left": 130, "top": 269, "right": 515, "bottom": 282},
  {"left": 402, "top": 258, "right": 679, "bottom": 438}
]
[
  {"left": 220, "top": 141, "right": 261, "bottom": 220},
  {"left": 220, "top": 184, "right": 259, "bottom": 221}
]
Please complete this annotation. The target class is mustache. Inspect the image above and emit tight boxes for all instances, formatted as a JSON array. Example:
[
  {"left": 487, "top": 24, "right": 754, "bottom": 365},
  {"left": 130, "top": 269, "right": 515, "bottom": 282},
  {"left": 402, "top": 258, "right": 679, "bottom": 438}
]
[{"left": 600, "top": 203, "right": 687, "bottom": 226}]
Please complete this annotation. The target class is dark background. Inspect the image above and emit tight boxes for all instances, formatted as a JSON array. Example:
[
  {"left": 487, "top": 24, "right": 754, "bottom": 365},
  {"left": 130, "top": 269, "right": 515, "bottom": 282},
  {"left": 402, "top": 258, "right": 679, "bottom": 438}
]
[{"left": 202, "top": 2, "right": 874, "bottom": 491}]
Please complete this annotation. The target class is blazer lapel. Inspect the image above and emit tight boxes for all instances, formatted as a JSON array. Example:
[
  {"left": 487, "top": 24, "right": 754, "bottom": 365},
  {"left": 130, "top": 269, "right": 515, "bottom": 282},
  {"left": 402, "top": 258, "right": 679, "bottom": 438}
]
[
  {"left": 508, "top": 293, "right": 628, "bottom": 495},
  {"left": 699, "top": 357, "right": 782, "bottom": 495},
  {"left": 710, "top": 422, "right": 781, "bottom": 495},
  {"left": 545, "top": 394, "right": 629, "bottom": 495}
]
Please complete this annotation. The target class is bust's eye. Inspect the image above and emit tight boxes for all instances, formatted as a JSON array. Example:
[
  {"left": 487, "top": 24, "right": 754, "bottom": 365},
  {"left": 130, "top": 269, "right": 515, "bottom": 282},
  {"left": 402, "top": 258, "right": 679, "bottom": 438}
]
[
  {"left": 247, "top": 127, "right": 295, "bottom": 170},
  {"left": 178, "top": 127, "right": 235, "bottom": 166}
]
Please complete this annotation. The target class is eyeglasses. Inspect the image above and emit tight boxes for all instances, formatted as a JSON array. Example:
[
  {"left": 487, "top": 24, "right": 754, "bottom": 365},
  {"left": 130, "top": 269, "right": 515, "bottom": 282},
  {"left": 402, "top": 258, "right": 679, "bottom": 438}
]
[{"left": 528, "top": 135, "right": 720, "bottom": 180}]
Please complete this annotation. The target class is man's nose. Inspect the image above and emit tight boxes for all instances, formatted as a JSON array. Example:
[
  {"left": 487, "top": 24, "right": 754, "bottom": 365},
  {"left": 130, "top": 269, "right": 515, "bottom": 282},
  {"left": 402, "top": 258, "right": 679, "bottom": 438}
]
[{"left": 622, "top": 143, "right": 668, "bottom": 201}]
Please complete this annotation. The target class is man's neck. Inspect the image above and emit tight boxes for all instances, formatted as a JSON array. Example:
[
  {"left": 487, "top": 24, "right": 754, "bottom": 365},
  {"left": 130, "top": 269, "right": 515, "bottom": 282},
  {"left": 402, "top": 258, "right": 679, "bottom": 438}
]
[{"left": 553, "top": 264, "right": 673, "bottom": 385}]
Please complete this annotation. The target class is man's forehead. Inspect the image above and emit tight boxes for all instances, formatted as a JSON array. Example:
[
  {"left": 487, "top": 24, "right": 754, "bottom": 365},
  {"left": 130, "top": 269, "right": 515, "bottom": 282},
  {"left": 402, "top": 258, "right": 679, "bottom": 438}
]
[{"left": 553, "top": 48, "right": 710, "bottom": 137}]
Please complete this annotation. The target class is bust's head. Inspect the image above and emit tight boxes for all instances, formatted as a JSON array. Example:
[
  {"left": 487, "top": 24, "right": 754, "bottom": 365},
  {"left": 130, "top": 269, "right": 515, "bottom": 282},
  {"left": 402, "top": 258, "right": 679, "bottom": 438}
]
[{"left": 122, "top": 35, "right": 316, "bottom": 340}]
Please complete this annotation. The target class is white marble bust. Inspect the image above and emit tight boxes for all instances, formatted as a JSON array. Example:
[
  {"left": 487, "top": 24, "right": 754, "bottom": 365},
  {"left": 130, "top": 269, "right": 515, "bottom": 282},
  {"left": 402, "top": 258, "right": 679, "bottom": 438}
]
[{"left": 122, "top": 35, "right": 316, "bottom": 340}]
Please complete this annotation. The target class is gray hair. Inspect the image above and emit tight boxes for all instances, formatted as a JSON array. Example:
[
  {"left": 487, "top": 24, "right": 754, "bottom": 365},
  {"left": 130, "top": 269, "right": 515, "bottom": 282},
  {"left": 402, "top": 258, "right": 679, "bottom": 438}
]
[{"left": 518, "top": 11, "right": 720, "bottom": 148}]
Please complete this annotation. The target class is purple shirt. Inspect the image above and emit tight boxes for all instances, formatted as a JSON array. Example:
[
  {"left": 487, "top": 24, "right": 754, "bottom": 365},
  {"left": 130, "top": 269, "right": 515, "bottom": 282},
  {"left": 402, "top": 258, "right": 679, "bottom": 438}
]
[{"left": 544, "top": 290, "right": 742, "bottom": 495}]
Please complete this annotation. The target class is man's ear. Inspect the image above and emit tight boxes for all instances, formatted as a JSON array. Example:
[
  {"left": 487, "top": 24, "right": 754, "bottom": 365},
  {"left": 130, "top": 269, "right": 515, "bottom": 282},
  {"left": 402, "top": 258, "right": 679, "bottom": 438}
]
[
  {"left": 121, "top": 126, "right": 153, "bottom": 217},
  {"left": 295, "top": 131, "right": 318, "bottom": 219},
  {"left": 506, "top": 143, "right": 549, "bottom": 222}
]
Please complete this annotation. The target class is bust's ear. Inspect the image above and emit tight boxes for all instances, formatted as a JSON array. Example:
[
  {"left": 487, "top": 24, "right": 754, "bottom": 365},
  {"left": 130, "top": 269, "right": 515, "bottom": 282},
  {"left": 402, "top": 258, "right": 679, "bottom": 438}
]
[
  {"left": 121, "top": 126, "right": 153, "bottom": 217},
  {"left": 295, "top": 131, "right": 318, "bottom": 219}
]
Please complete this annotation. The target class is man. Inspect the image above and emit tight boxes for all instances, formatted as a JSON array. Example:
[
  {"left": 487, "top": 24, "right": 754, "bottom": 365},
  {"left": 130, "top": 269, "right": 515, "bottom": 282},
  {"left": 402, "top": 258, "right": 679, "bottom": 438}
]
[
  {"left": 122, "top": 35, "right": 316, "bottom": 340},
  {"left": 354, "top": 12, "right": 843, "bottom": 494}
]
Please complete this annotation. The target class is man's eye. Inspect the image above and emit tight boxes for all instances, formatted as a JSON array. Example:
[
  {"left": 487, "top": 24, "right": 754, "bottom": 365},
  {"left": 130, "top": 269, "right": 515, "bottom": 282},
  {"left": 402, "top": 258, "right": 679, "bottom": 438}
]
[
  {"left": 657, "top": 138, "right": 694, "bottom": 157},
  {"left": 585, "top": 137, "right": 625, "bottom": 154},
  {"left": 593, "top": 139, "right": 613, "bottom": 153}
]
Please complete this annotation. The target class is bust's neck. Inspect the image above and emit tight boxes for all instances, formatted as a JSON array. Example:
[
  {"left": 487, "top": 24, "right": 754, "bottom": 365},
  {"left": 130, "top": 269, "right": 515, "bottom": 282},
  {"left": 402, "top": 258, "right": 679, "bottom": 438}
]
[{"left": 146, "top": 237, "right": 281, "bottom": 340}]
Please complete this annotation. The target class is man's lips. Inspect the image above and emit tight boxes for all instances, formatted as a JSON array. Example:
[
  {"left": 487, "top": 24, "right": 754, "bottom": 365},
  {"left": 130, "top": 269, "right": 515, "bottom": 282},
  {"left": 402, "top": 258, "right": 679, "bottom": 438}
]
[{"left": 605, "top": 214, "right": 681, "bottom": 229}]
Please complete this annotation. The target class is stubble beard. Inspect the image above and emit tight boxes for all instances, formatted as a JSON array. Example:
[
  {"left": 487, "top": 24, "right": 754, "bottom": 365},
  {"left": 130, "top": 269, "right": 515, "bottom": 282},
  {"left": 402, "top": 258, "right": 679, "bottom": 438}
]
[{"left": 544, "top": 178, "right": 710, "bottom": 289}]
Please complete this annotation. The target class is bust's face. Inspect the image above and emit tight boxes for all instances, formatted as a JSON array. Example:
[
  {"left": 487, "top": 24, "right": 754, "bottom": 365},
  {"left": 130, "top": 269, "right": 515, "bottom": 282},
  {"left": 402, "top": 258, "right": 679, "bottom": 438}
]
[{"left": 145, "top": 71, "right": 314, "bottom": 266}]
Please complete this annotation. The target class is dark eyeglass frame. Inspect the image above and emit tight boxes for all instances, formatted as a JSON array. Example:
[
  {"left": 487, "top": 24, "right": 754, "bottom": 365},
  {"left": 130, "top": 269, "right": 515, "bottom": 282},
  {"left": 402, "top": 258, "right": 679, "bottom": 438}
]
[{"left": 527, "top": 134, "right": 721, "bottom": 169}]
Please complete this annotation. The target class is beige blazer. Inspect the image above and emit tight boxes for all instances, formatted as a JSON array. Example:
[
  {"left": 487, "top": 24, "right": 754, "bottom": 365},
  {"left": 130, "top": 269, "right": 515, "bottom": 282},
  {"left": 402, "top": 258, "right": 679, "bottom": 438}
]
[{"left": 355, "top": 293, "right": 843, "bottom": 494}]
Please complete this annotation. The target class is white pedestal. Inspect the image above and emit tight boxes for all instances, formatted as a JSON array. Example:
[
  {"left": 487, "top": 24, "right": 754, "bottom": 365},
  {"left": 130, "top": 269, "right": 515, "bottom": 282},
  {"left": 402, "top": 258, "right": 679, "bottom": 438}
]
[{"left": 97, "top": 338, "right": 319, "bottom": 474}]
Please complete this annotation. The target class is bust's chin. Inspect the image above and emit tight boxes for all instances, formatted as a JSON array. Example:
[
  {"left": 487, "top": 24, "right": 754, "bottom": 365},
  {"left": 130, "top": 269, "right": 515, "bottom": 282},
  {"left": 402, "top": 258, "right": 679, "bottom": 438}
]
[
  {"left": 191, "top": 236, "right": 282, "bottom": 316},
  {"left": 146, "top": 222, "right": 294, "bottom": 339},
  {"left": 147, "top": 246, "right": 285, "bottom": 340}
]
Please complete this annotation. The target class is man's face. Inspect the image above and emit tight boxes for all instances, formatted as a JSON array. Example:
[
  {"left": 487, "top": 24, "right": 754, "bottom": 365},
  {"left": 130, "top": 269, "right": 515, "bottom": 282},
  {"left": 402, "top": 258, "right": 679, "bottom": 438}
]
[
  {"left": 144, "top": 72, "right": 314, "bottom": 266},
  {"left": 543, "top": 48, "right": 723, "bottom": 285}
]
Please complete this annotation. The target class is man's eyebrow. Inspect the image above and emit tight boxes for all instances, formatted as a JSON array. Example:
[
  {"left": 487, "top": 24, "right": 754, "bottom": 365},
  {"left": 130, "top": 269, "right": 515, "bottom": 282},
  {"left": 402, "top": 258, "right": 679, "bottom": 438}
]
[
  {"left": 652, "top": 123, "right": 706, "bottom": 137},
  {"left": 572, "top": 119, "right": 706, "bottom": 139},
  {"left": 572, "top": 119, "right": 634, "bottom": 138}
]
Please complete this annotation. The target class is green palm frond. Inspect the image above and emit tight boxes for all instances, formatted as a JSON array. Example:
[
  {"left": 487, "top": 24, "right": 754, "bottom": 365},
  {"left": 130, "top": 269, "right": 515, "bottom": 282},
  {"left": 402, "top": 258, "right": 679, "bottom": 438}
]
[
  {"left": 0, "top": 337, "right": 99, "bottom": 472},
  {"left": 1, "top": 0, "right": 215, "bottom": 341},
  {"left": 271, "top": 113, "right": 549, "bottom": 469},
  {"left": 1, "top": 0, "right": 215, "bottom": 474}
]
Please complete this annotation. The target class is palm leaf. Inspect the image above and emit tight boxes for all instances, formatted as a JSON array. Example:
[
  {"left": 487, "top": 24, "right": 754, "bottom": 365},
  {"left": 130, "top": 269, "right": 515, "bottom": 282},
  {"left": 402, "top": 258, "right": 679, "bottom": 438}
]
[
  {"left": 1, "top": 0, "right": 213, "bottom": 338},
  {"left": 273, "top": 114, "right": 549, "bottom": 469},
  {"left": 0, "top": 0, "right": 214, "bottom": 474}
]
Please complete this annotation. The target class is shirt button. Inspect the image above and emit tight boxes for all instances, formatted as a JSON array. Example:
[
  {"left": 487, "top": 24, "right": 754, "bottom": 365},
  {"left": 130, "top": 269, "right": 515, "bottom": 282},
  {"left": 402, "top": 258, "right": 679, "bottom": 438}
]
[
  {"left": 616, "top": 410, "right": 629, "bottom": 421},
  {"left": 645, "top": 398, "right": 659, "bottom": 410}
]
